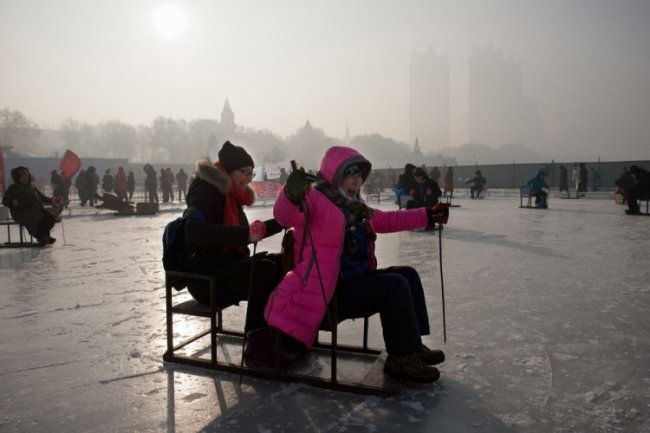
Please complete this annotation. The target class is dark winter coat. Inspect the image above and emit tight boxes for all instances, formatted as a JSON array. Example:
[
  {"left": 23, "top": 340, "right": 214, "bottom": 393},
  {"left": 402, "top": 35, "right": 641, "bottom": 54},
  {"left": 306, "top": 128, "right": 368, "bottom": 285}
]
[
  {"left": 102, "top": 173, "right": 114, "bottom": 192},
  {"left": 413, "top": 176, "right": 442, "bottom": 207},
  {"left": 2, "top": 167, "right": 54, "bottom": 237},
  {"left": 182, "top": 160, "right": 281, "bottom": 279},
  {"left": 397, "top": 172, "right": 417, "bottom": 193}
]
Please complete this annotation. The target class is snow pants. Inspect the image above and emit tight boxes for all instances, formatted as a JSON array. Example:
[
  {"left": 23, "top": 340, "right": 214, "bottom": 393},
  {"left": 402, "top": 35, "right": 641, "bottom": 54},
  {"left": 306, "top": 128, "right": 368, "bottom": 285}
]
[{"left": 335, "top": 266, "right": 431, "bottom": 356}]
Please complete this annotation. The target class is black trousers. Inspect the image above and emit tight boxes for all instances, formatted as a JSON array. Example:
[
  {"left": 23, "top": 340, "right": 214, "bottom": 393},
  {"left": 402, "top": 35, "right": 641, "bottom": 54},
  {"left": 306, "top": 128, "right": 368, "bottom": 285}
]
[
  {"left": 187, "top": 257, "right": 282, "bottom": 332},
  {"left": 35, "top": 212, "right": 55, "bottom": 239},
  {"left": 336, "top": 266, "right": 431, "bottom": 356},
  {"left": 626, "top": 183, "right": 650, "bottom": 212}
]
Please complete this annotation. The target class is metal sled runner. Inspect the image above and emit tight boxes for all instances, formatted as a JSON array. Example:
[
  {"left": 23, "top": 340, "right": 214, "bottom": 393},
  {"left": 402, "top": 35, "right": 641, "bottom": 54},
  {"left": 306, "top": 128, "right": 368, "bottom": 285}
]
[{"left": 163, "top": 270, "right": 399, "bottom": 397}]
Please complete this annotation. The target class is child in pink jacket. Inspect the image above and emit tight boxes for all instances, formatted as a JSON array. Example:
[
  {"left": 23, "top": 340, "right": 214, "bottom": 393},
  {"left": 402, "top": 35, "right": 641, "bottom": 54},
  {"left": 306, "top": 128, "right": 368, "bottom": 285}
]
[{"left": 261, "top": 146, "right": 449, "bottom": 383}]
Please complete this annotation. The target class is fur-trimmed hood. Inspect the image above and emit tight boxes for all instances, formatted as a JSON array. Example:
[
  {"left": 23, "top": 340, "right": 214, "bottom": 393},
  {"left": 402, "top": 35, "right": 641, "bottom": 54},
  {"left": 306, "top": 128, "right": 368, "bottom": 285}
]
[
  {"left": 193, "top": 159, "right": 231, "bottom": 195},
  {"left": 193, "top": 159, "right": 255, "bottom": 201}
]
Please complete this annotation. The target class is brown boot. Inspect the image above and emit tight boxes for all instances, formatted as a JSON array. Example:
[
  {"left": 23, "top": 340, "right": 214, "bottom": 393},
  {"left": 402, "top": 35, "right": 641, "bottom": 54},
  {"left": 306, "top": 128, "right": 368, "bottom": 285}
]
[
  {"left": 384, "top": 353, "right": 440, "bottom": 383},
  {"left": 418, "top": 344, "right": 445, "bottom": 365}
]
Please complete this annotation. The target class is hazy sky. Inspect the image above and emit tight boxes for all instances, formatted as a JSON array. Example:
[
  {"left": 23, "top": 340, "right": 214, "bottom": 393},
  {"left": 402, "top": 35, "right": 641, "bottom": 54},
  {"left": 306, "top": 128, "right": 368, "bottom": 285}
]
[{"left": 1, "top": 0, "right": 649, "bottom": 160}]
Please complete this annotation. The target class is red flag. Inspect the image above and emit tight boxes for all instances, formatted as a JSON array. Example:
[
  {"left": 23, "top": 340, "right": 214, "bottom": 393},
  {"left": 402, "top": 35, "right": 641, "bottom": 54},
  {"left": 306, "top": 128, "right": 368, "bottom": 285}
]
[{"left": 59, "top": 149, "right": 81, "bottom": 178}]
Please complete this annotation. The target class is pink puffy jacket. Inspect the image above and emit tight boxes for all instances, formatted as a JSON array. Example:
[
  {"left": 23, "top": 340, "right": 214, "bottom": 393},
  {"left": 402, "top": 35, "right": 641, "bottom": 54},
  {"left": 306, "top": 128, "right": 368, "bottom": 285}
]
[{"left": 264, "top": 146, "right": 428, "bottom": 346}]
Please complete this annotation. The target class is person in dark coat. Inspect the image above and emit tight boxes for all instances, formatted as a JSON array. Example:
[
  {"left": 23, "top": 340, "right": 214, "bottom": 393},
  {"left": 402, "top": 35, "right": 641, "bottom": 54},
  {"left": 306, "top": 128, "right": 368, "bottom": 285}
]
[
  {"left": 75, "top": 169, "right": 87, "bottom": 206},
  {"left": 614, "top": 166, "right": 635, "bottom": 204},
  {"left": 465, "top": 170, "right": 487, "bottom": 199},
  {"left": 85, "top": 166, "right": 100, "bottom": 206},
  {"left": 527, "top": 170, "right": 550, "bottom": 208},
  {"left": 409, "top": 167, "right": 442, "bottom": 208},
  {"left": 578, "top": 163, "right": 588, "bottom": 194},
  {"left": 143, "top": 164, "right": 158, "bottom": 203},
  {"left": 50, "top": 170, "right": 68, "bottom": 204},
  {"left": 160, "top": 168, "right": 170, "bottom": 203},
  {"left": 559, "top": 165, "right": 568, "bottom": 194},
  {"left": 395, "top": 163, "right": 417, "bottom": 206},
  {"left": 625, "top": 165, "right": 650, "bottom": 215},
  {"left": 102, "top": 169, "right": 114, "bottom": 193},
  {"left": 278, "top": 167, "right": 289, "bottom": 184},
  {"left": 408, "top": 167, "right": 442, "bottom": 230},
  {"left": 175, "top": 168, "right": 188, "bottom": 202},
  {"left": 127, "top": 171, "right": 136, "bottom": 201},
  {"left": 179, "top": 141, "right": 283, "bottom": 333},
  {"left": 2, "top": 166, "right": 62, "bottom": 245},
  {"left": 94, "top": 192, "right": 134, "bottom": 214}
]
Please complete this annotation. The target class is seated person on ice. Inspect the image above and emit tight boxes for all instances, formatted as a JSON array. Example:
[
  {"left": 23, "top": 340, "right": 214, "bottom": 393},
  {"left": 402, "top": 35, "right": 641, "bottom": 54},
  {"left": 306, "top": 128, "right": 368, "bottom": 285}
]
[
  {"left": 407, "top": 167, "right": 442, "bottom": 229},
  {"left": 94, "top": 192, "right": 134, "bottom": 213},
  {"left": 614, "top": 166, "right": 634, "bottom": 204},
  {"left": 526, "top": 170, "right": 549, "bottom": 208},
  {"left": 394, "top": 163, "right": 417, "bottom": 206},
  {"left": 258, "top": 145, "right": 450, "bottom": 384},
  {"left": 177, "top": 141, "right": 283, "bottom": 332},
  {"left": 465, "top": 170, "right": 487, "bottom": 199},
  {"left": 624, "top": 165, "right": 650, "bottom": 215},
  {"left": 2, "top": 166, "right": 63, "bottom": 245}
]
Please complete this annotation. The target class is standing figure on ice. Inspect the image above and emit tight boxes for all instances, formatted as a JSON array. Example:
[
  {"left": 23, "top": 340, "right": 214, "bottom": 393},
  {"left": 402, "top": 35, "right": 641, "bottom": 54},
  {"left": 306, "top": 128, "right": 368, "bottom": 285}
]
[{"left": 264, "top": 145, "right": 450, "bottom": 383}]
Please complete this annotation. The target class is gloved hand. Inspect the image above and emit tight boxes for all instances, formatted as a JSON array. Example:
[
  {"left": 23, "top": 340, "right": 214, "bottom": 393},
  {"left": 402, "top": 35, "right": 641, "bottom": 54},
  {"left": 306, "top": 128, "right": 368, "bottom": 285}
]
[
  {"left": 427, "top": 203, "right": 450, "bottom": 225},
  {"left": 248, "top": 220, "right": 267, "bottom": 243},
  {"left": 285, "top": 168, "right": 318, "bottom": 204}
]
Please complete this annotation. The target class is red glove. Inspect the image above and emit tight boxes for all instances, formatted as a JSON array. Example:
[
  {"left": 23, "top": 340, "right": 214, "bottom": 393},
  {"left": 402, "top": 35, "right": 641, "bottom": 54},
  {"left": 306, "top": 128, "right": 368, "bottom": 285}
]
[
  {"left": 427, "top": 203, "right": 450, "bottom": 225},
  {"left": 248, "top": 220, "right": 267, "bottom": 243}
]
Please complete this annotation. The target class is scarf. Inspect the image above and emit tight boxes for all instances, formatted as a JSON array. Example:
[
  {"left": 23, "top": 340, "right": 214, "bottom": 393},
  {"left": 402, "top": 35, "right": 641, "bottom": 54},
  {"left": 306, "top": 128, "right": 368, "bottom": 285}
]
[
  {"left": 314, "top": 177, "right": 376, "bottom": 242},
  {"left": 215, "top": 162, "right": 254, "bottom": 226}
]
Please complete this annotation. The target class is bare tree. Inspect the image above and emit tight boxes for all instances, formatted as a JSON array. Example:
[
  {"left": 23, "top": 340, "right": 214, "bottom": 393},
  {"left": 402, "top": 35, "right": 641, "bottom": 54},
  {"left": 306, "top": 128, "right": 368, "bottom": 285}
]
[{"left": 0, "top": 108, "right": 40, "bottom": 154}]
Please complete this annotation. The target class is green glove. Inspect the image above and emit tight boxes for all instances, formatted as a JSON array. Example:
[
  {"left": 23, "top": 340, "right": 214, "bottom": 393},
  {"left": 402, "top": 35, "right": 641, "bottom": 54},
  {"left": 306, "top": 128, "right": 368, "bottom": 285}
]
[{"left": 285, "top": 169, "right": 318, "bottom": 204}]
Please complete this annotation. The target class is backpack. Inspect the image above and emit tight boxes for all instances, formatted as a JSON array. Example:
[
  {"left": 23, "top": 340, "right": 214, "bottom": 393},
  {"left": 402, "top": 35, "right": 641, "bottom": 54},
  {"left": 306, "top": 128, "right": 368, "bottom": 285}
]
[{"left": 162, "top": 208, "right": 205, "bottom": 277}]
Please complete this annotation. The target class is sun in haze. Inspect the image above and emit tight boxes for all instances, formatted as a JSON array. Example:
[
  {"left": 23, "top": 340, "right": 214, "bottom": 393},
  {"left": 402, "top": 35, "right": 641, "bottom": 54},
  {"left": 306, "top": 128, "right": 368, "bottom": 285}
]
[{"left": 151, "top": 4, "right": 188, "bottom": 40}]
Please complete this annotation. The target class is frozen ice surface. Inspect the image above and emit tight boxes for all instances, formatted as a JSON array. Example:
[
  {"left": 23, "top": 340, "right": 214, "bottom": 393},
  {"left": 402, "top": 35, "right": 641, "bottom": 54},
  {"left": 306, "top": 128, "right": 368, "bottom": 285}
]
[{"left": 1, "top": 194, "right": 648, "bottom": 433}]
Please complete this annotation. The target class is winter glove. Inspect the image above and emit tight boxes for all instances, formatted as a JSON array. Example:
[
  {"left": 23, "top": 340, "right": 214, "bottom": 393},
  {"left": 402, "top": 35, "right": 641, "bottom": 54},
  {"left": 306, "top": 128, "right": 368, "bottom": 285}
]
[
  {"left": 248, "top": 220, "right": 267, "bottom": 243},
  {"left": 427, "top": 203, "right": 450, "bottom": 225},
  {"left": 285, "top": 168, "right": 318, "bottom": 204}
]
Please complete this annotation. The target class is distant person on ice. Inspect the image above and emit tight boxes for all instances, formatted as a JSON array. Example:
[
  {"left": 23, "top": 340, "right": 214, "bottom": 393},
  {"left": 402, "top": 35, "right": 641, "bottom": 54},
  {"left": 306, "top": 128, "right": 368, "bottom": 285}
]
[
  {"left": 407, "top": 167, "right": 442, "bottom": 230},
  {"left": 2, "top": 166, "right": 63, "bottom": 245},
  {"left": 465, "top": 170, "right": 487, "bottom": 199},
  {"left": 94, "top": 192, "right": 134, "bottom": 214},
  {"left": 558, "top": 164, "right": 568, "bottom": 196},
  {"left": 527, "top": 170, "right": 550, "bottom": 208},
  {"left": 624, "top": 165, "right": 650, "bottom": 215},
  {"left": 262, "top": 145, "right": 450, "bottom": 383},
  {"left": 395, "top": 163, "right": 417, "bottom": 206}
]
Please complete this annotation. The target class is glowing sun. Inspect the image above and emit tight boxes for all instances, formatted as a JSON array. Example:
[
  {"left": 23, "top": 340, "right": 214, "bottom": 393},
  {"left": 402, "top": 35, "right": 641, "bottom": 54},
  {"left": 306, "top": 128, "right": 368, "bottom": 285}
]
[{"left": 152, "top": 4, "right": 188, "bottom": 40}]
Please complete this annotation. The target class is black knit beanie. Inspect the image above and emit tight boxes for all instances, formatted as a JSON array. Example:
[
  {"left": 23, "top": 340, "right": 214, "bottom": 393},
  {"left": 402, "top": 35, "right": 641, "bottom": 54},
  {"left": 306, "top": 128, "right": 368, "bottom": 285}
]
[{"left": 218, "top": 141, "right": 254, "bottom": 173}]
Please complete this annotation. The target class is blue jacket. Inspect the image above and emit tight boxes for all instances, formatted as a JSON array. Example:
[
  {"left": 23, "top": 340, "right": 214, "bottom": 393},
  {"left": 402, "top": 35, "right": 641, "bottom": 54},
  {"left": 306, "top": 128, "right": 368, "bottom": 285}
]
[{"left": 527, "top": 176, "right": 548, "bottom": 193}]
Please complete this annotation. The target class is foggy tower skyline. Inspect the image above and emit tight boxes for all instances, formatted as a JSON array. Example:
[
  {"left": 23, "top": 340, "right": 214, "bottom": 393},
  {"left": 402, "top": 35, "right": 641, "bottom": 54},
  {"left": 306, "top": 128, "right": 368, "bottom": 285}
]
[
  {"left": 468, "top": 44, "right": 544, "bottom": 149},
  {"left": 409, "top": 48, "right": 450, "bottom": 151}
]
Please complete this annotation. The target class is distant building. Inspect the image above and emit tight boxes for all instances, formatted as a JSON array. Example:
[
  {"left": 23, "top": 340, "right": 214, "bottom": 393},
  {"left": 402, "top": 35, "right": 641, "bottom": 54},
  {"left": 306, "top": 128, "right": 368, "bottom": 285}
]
[
  {"left": 468, "top": 44, "right": 544, "bottom": 148},
  {"left": 409, "top": 48, "right": 450, "bottom": 151},
  {"left": 221, "top": 98, "right": 235, "bottom": 131}
]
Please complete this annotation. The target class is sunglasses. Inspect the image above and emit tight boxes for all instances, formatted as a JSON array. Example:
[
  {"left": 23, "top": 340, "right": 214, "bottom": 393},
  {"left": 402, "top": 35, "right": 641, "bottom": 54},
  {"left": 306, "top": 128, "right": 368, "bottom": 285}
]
[{"left": 343, "top": 164, "right": 363, "bottom": 177}]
